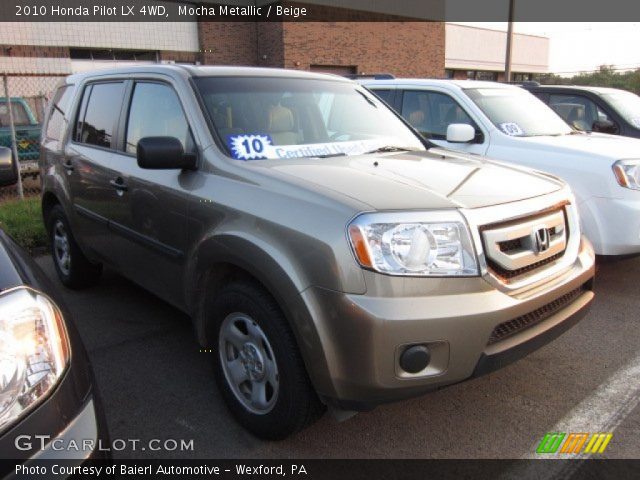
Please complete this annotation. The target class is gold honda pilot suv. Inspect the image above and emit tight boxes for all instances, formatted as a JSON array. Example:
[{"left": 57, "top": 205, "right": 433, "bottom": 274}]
[{"left": 39, "top": 65, "right": 595, "bottom": 439}]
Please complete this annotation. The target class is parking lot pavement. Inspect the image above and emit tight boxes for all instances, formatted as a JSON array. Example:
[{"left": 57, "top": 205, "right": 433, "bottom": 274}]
[{"left": 35, "top": 255, "right": 640, "bottom": 459}]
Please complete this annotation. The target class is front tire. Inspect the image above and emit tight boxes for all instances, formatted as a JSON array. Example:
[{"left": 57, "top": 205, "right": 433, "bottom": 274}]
[
  {"left": 211, "top": 281, "right": 324, "bottom": 439},
  {"left": 47, "top": 205, "right": 102, "bottom": 288}
]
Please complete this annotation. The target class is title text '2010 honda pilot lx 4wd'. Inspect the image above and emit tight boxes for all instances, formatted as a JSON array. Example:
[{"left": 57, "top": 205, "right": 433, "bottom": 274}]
[{"left": 39, "top": 66, "right": 595, "bottom": 439}]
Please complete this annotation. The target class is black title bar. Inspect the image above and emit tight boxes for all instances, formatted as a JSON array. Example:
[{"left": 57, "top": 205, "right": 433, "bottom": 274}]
[{"left": 4, "top": 0, "right": 640, "bottom": 22}]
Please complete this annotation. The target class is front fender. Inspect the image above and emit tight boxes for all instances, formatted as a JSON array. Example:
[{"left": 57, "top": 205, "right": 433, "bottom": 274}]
[{"left": 186, "top": 233, "right": 336, "bottom": 398}]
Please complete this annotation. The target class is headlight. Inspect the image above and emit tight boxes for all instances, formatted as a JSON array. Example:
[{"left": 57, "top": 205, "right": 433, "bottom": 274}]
[
  {"left": 0, "top": 287, "right": 70, "bottom": 432},
  {"left": 613, "top": 160, "right": 640, "bottom": 190},
  {"left": 348, "top": 211, "right": 479, "bottom": 276}
]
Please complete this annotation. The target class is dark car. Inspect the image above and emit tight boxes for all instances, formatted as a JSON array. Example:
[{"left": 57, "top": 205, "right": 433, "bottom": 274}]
[
  {"left": 0, "top": 98, "right": 42, "bottom": 175},
  {"left": 0, "top": 146, "right": 108, "bottom": 474},
  {"left": 523, "top": 85, "right": 640, "bottom": 138}
]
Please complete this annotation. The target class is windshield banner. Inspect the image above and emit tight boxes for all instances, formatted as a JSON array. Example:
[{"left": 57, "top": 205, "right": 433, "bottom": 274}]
[{"left": 227, "top": 134, "right": 391, "bottom": 160}]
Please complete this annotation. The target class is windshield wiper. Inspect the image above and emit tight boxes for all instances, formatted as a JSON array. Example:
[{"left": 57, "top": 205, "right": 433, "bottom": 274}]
[
  {"left": 313, "top": 152, "right": 347, "bottom": 158},
  {"left": 364, "top": 146, "right": 414, "bottom": 154}
]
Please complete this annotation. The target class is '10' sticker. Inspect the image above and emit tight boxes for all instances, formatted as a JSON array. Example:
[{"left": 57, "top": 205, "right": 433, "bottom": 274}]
[{"left": 227, "top": 134, "right": 273, "bottom": 160}]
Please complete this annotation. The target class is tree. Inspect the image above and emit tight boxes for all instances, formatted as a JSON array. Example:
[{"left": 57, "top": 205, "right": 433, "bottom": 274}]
[{"left": 536, "top": 66, "right": 640, "bottom": 94}]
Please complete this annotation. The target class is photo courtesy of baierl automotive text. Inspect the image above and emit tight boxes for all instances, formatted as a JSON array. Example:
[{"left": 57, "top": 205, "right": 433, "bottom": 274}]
[{"left": 0, "top": 1, "right": 639, "bottom": 479}]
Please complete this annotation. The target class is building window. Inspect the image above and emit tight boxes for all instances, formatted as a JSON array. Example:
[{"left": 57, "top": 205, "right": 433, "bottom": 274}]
[
  {"left": 463, "top": 70, "right": 499, "bottom": 81},
  {"left": 444, "top": 69, "right": 454, "bottom": 79},
  {"left": 475, "top": 71, "right": 498, "bottom": 81},
  {"left": 513, "top": 73, "right": 533, "bottom": 82},
  {"left": 69, "top": 48, "right": 158, "bottom": 62}
]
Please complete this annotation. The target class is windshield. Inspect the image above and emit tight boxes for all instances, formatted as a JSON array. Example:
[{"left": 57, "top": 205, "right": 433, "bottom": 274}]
[
  {"left": 465, "top": 87, "right": 573, "bottom": 137},
  {"left": 0, "top": 100, "right": 33, "bottom": 127},
  {"left": 600, "top": 90, "right": 640, "bottom": 128},
  {"left": 194, "top": 77, "right": 425, "bottom": 160}
]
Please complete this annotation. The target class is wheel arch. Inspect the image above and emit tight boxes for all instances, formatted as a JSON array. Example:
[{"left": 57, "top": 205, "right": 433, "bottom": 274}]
[
  {"left": 41, "top": 190, "right": 61, "bottom": 227},
  {"left": 187, "top": 234, "right": 334, "bottom": 397}
]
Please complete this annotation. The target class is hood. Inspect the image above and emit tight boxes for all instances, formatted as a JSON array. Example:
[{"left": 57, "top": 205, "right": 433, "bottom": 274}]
[
  {"left": 259, "top": 149, "right": 564, "bottom": 210},
  {"left": 0, "top": 229, "right": 34, "bottom": 292},
  {"left": 514, "top": 132, "right": 640, "bottom": 160}
]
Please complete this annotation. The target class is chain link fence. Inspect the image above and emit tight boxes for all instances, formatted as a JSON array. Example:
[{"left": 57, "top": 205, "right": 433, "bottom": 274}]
[{"left": 1, "top": 74, "right": 66, "bottom": 202}]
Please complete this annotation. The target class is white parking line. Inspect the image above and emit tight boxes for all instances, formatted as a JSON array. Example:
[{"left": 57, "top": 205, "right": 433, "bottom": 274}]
[
  {"left": 502, "top": 351, "right": 640, "bottom": 479},
  {"left": 525, "top": 350, "right": 640, "bottom": 460}
]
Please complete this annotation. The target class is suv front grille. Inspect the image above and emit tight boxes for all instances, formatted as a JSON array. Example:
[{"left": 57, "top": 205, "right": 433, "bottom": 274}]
[
  {"left": 487, "top": 251, "right": 564, "bottom": 281},
  {"left": 487, "top": 284, "right": 588, "bottom": 345},
  {"left": 481, "top": 207, "right": 569, "bottom": 284}
]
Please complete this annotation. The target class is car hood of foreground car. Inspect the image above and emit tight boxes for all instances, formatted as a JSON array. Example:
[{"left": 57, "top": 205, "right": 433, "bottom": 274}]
[
  {"left": 512, "top": 131, "right": 640, "bottom": 160},
  {"left": 0, "top": 229, "right": 34, "bottom": 291},
  {"left": 261, "top": 149, "right": 564, "bottom": 210}
]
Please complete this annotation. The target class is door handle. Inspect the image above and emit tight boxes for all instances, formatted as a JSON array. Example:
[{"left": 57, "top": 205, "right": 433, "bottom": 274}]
[{"left": 109, "top": 178, "right": 128, "bottom": 192}]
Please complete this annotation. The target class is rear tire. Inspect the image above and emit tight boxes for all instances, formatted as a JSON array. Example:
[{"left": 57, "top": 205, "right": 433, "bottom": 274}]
[
  {"left": 210, "top": 281, "right": 324, "bottom": 440},
  {"left": 47, "top": 204, "right": 102, "bottom": 288}
]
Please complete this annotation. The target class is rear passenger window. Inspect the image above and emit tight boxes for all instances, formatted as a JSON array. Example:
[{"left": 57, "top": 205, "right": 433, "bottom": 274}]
[
  {"left": 76, "top": 82, "right": 125, "bottom": 149},
  {"left": 46, "top": 85, "right": 74, "bottom": 141},
  {"left": 125, "top": 82, "right": 191, "bottom": 154}
]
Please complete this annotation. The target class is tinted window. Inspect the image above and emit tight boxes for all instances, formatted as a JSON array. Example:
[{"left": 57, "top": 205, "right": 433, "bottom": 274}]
[
  {"left": 401, "top": 90, "right": 475, "bottom": 140},
  {"left": 46, "top": 85, "right": 74, "bottom": 141},
  {"left": 549, "top": 94, "right": 611, "bottom": 132},
  {"left": 125, "top": 82, "right": 191, "bottom": 154},
  {"left": 371, "top": 89, "right": 393, "bottom": 104},
  {"left": 0, "top": 100, "right": 31, "bottom": 127},
  {"left": 77, "top": 82, "right": 125, "bottom": 148}
]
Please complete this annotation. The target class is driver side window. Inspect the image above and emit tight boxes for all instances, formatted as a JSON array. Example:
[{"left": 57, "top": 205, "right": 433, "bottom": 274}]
[
  {"left": 548, "top": 94, "right": 612, "bottom": 132},
  {"left": 400, "top": 90, "right": 477, "bottom": 140},
  {"left": 125, "top": 82, "right": 193, "bottom": 154}
]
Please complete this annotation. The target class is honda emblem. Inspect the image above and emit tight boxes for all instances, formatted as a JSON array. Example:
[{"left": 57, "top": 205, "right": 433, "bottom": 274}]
[{"left": 533, "top": 227, "right": 551, "bottom": 254}]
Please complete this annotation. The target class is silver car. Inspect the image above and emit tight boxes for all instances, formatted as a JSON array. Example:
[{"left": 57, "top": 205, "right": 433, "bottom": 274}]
[{"left": 39, "top": 66, "right": 595, "bottom": 439}]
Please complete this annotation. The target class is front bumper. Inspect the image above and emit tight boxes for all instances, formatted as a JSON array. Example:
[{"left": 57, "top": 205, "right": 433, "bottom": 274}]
[
  {"left": 19, "top": 399, "right": 102, "bottom": 462},
  {"left": 304, "top": 237, "right": 595, "bottom": 410}
]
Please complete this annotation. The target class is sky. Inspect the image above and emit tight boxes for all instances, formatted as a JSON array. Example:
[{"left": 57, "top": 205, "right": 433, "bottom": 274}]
[{"left": 457, "top": 22, "right": 640, "bottom": 75}]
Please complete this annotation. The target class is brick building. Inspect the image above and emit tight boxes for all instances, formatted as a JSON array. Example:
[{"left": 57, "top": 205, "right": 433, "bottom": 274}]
[
  {"left": 0, "top": 2, "right": 445, "bottom": 83},
  {"left": 198, "top": 21, "right": 444, "bottom": 77},
  {"left": 0, "top": 3, "right": 547, "bottom": 92}
]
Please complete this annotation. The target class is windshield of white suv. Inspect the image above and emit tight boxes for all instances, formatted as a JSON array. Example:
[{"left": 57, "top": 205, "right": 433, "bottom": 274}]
[
  {"left": 600, "top": 90, "right": 640, "bottom": 129},
  {"left": 194, "top": 76, "right": 425, "bottom": 160},
  {"left": 465, "top": 87, "right": 573, "bottom": 137}
]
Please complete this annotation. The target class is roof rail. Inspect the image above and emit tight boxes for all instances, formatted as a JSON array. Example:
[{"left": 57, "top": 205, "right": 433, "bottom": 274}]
[
  {"left": 503, "top": 80, "right": 541, "bottom": 87},
  {"left": 343, "top": 73, "right": 395, "bottom": 80}
]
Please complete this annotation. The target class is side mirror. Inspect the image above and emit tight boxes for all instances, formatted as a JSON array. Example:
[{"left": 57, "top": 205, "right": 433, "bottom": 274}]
[
  {"left": 446, "top": 123, "right": 476, "bottom": 143},
  {"left": 137, "top": 137, "right": 196, "bottom": 170},
  {"left": 592, "top": 119, "right": 618, "bottom": 134},
  {"left": 0, "top": 146, "right": 18, "bottom": 187}
]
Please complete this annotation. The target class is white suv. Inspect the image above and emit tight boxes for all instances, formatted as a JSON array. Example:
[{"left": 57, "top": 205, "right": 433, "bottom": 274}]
[{"left": 362, "top": 79, "right": 640, "bottom": 256}]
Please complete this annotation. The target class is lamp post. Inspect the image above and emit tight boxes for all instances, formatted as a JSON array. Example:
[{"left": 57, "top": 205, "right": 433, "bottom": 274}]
[{"left": 504, "top": 0, "right": 515, "bottom": 82}]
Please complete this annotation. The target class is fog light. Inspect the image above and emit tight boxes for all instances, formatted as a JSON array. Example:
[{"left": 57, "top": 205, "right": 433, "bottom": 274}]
[{"left": 399, "top": 344, "right": 431, "bottom": 373}]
